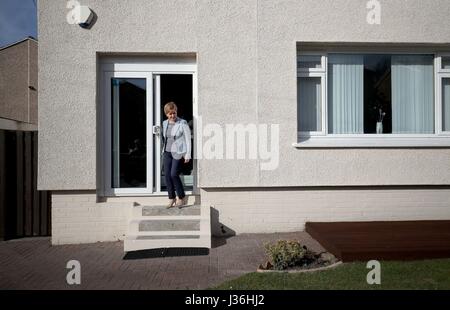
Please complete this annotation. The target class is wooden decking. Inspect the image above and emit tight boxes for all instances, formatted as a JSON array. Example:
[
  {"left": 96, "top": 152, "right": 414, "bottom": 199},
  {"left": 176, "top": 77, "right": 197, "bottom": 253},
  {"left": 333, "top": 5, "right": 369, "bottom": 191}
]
[{"left": 305, "top": 221, "right": 450, "bottom": 262}]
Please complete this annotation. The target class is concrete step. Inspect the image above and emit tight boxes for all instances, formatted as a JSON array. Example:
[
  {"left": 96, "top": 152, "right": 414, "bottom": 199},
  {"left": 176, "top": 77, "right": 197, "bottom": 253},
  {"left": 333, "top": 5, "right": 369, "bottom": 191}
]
[
  {"left": 124, "top": 204, "right": 211, "bottom": 252},
  {"left": 131, "top": 215, "right": 202, "bottom": 221},
  {"left": 127, "top": 218, "right": 209, "bottom": 234},
  {"left": 132, "top": 204, "right": 201, "bottom": 217},
  {"left": 135, "top": 235, "right": 200, "bottom": 240},
  {"left": 131, "top": 230, "right": 204, "bottom": 236},
  {"left": 124, "top": 234, "right": 211, "bottom": 252},
  {"left": 139, "top": 219, "right": 200, "bottom": 231}
]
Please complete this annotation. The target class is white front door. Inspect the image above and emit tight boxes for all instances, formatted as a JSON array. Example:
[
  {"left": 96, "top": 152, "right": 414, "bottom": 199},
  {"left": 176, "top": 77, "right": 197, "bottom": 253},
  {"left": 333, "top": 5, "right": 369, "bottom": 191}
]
[{"left": 101, "top": 59, "right": 197, "bottom": 196}]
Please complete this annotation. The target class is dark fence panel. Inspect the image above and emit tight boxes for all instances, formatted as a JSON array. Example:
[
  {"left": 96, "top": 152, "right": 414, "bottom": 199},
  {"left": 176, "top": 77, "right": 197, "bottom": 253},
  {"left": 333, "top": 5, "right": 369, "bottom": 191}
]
[
  {"left": 16, "top": 131, "right": 24, "bottom": 236},
  {"left": 0, "top": 131, "right": 5, "bottom": 240},
  {"left": 0, "top": 130, "right": 51, "bottom": 240}
]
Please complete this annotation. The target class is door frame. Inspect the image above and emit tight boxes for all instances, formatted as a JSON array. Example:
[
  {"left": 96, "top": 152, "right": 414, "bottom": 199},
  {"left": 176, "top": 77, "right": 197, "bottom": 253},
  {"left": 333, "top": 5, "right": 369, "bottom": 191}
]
[{"left": 99, "top": 56, "right": 197, "bottom": 197}]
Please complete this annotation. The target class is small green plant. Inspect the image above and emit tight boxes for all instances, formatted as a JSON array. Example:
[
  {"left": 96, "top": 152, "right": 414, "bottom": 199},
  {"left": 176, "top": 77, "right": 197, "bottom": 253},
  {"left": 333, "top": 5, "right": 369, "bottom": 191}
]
[{"left": 264, "top": 240, "right": 308, "bottom": 270}]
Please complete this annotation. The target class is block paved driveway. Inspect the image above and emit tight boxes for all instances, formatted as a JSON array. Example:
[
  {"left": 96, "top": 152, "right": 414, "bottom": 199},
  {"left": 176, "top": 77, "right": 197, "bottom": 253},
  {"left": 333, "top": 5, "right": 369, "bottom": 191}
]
[{"left": 0, "top": 232, "right": 324, "bottom": 290}]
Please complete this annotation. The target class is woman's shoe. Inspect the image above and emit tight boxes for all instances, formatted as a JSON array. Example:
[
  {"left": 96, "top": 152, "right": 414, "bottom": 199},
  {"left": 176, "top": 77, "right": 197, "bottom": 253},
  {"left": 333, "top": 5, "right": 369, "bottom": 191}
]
[
  {"left": 166, "top": 199, "right": 175, "bottom": 209},
  {"left": 175, "top": 196, "right": 187, "bottom": 208}
]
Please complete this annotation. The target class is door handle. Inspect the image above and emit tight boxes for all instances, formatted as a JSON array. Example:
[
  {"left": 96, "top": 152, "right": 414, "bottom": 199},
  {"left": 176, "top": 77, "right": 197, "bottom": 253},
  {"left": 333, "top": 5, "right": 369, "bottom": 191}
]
[{"left": 152, "top": 125, "right": 161, "bottom": 136}]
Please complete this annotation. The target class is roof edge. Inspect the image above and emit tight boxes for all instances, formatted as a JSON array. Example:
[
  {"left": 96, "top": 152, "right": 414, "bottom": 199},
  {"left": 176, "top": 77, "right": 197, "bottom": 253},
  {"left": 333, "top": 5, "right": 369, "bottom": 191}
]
[{"left": 0, "top": 36, "right": 38, "bottom": 51}]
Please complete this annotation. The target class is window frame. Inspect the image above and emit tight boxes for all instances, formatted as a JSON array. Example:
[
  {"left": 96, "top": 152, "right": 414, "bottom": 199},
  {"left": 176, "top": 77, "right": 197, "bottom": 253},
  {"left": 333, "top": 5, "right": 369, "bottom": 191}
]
[
  {"left": 437, "top": 72, "right": 450, "bottom": 135},
  {"left": 297, "top": 51, "right": 327, "bottom": 136},
  {"left": 295, "top": 51, "right": 450, "bottom": 148},
  {"left": 297, "top": 52, "right": 327, "bottom": 74},
  {"left": 103, "top": 71, "right": 154, "bottom": 196},
  {"left": 99, "top": 57, "right": 198, "bottom": 197},
  {"left": 437, "top": 53, "right": 450, "bottom": 72},
  {"left": 297, "top": 73, "right": 327, "bottom": 136},
  {"left": 437, "top": 53, "right": 450, "bottom": 135}
]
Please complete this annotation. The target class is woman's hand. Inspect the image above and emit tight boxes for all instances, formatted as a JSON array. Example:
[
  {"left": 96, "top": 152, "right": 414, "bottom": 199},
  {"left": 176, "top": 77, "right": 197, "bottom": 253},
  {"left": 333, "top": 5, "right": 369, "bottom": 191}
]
[{"left": 184, "top": 158, "right": 190, "bottom": 163}]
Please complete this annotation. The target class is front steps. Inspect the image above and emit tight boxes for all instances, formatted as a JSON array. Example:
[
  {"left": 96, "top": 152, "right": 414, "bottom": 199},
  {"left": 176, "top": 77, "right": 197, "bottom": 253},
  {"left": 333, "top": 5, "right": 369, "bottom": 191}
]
[{"left": 124, "top": 202, "right": 211, "bottom": 252}]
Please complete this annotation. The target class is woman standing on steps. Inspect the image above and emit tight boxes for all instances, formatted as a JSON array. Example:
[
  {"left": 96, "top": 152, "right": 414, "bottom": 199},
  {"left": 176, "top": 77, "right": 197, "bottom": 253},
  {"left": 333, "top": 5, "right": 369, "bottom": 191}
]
[{"left": 162, "top": 102, "right": 191, "bottom": 208}]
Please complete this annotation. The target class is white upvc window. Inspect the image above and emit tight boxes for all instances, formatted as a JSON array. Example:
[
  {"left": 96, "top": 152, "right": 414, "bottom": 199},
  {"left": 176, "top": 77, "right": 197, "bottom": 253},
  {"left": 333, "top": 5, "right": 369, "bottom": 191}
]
[
  {"left": 297, "top": 52, "right": 327, "bottom": 136},
  {"left": 295, "top": 51, "right": 450, "bottom": 148},
  {"left": 297, "top": 52, "right": 326, "bottom": 73},
  {"left": 437, "top": 54, "right": 450, "bottom": 135}
]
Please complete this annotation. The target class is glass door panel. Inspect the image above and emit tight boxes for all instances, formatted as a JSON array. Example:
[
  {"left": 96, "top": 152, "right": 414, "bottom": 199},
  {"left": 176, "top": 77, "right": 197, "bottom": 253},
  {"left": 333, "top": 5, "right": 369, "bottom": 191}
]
[
  {"left": 104, "top": 71, "right": 153, "bottom": 195},
  {"left": 111, "top": 78, "right": 147, "bottom": 188}
]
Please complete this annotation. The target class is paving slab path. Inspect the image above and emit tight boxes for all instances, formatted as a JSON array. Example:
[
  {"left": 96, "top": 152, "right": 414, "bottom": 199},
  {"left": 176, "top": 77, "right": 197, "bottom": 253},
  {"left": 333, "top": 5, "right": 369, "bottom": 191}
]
[{"left": 0, "top": 232, "right": 324, "bottom": 290}]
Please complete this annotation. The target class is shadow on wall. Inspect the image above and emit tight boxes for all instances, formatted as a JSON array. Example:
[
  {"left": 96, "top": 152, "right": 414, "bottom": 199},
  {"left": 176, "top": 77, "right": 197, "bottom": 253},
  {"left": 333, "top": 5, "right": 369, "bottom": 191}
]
[{"left": 211, "top": 207, "right": 236, "bottom": 248}]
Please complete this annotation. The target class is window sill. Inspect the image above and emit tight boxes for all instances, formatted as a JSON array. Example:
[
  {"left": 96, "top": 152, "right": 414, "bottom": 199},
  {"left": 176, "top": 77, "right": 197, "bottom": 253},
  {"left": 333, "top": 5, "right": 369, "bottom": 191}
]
[{"left": 293, "top": 135, "right": 450, "bottom": 148}]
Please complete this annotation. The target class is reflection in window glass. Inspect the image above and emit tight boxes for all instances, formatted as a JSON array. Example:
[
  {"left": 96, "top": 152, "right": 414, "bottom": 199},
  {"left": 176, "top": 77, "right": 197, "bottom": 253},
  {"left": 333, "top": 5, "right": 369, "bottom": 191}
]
[
  {"left": 442, "top": 57, "right": 450, "bottom": 70},
  {"left": 326, "top": 54, "right": 434, "bottom": 134},
  {"left": 298, "top": 55, "right": 322, "bottom": 69},
  {"left": 111, "top": 78, "right": 146, "bottom": 188},
  {"left": 363, "top": 54, "right": 391, "bottom": 134},
  {"left": 298, "top": 77, "right": 322, "bottom": 132}
]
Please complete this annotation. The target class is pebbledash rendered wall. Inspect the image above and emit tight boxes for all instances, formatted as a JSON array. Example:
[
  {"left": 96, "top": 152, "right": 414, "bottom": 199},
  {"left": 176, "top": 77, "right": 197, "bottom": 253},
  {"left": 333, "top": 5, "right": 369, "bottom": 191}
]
[{"left": 38, "top": 0, "right": 450, "bottom": 244}]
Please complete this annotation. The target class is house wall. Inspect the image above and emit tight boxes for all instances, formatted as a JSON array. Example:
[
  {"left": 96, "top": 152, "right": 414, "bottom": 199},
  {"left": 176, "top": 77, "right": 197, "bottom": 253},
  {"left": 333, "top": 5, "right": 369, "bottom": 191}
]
[
  {"left": 50, "top": 187, "right": 450, "bottom": 244},
  {"left": 51, "top": 191, "right": 131, "bottom": 244},
  {"left": 38, "top": 0, "right": 450, "bottom": 191},
  {"left": 38, "top": 0, "right": 199, "bottom": 190},
  {"left": 37, "top": 1, "right": 450, "bottom": 243},
  {"left": 51, "top": 191, "right": 202, "bottom": 244},
  {"left": 255, "top": 0, "right": 450, "bottom": 188},
  {"left": 0, "top": 39, "right": 37, "bottom": 126},
  {"left": 201, "top": 187, "right": 450, "bottom": 235}
]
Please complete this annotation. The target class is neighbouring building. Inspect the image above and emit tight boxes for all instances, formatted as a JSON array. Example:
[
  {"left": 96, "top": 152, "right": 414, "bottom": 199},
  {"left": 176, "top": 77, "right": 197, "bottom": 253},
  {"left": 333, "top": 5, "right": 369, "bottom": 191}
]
[
  {"left": 0, "top": 37, "right": 50, "bottom": 241},
  {"left": 0, "top": 37, "right": 38, "bottom": 131}
]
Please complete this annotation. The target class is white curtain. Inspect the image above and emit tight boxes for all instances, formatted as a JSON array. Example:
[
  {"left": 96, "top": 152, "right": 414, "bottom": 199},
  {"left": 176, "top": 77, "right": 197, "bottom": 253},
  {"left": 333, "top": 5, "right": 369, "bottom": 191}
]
[
  {"left": 298, "top": 77, "right": 321, "bottom": 132},
  {"left": 443, "top": 78, "right": 450, "bottom": 132},
  {"left": 391, "top": 55, "right": 434, "bottom": 134},
  {"left": 328, "top": 54, "right": 364, "bottom": 134}
]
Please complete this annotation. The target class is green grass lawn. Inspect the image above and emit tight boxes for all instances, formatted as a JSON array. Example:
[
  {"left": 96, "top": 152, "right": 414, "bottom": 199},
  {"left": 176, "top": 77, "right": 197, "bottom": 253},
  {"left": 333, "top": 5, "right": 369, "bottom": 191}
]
[{"left": 213, "top": 259, "right": 450, "bottom": 290}]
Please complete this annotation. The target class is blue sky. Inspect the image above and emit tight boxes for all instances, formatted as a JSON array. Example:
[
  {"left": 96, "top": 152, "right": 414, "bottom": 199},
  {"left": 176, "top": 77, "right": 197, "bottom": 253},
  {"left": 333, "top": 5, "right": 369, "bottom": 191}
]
[{"left": 0, "top": 0, "right": 37, "bottom": 47}]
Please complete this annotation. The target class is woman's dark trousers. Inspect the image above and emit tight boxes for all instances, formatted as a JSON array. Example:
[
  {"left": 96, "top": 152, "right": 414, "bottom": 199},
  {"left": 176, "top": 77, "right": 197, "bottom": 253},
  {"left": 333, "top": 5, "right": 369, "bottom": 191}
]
[{"left": 163, "top": 151, "right": 185, "bottom": 199}]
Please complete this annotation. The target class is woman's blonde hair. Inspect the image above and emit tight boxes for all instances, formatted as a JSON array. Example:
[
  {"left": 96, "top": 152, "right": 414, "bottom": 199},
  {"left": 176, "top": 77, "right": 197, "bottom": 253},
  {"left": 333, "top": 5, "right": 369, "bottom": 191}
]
[{"left": 164, "top": 102, "right": 177, "bottom": 114}]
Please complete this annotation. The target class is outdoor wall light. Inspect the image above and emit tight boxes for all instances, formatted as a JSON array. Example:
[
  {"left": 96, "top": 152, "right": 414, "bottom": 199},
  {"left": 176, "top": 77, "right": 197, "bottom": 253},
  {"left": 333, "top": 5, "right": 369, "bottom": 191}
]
[{"left": 77, "top": 6, "right": 94, "bottom": 28}]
